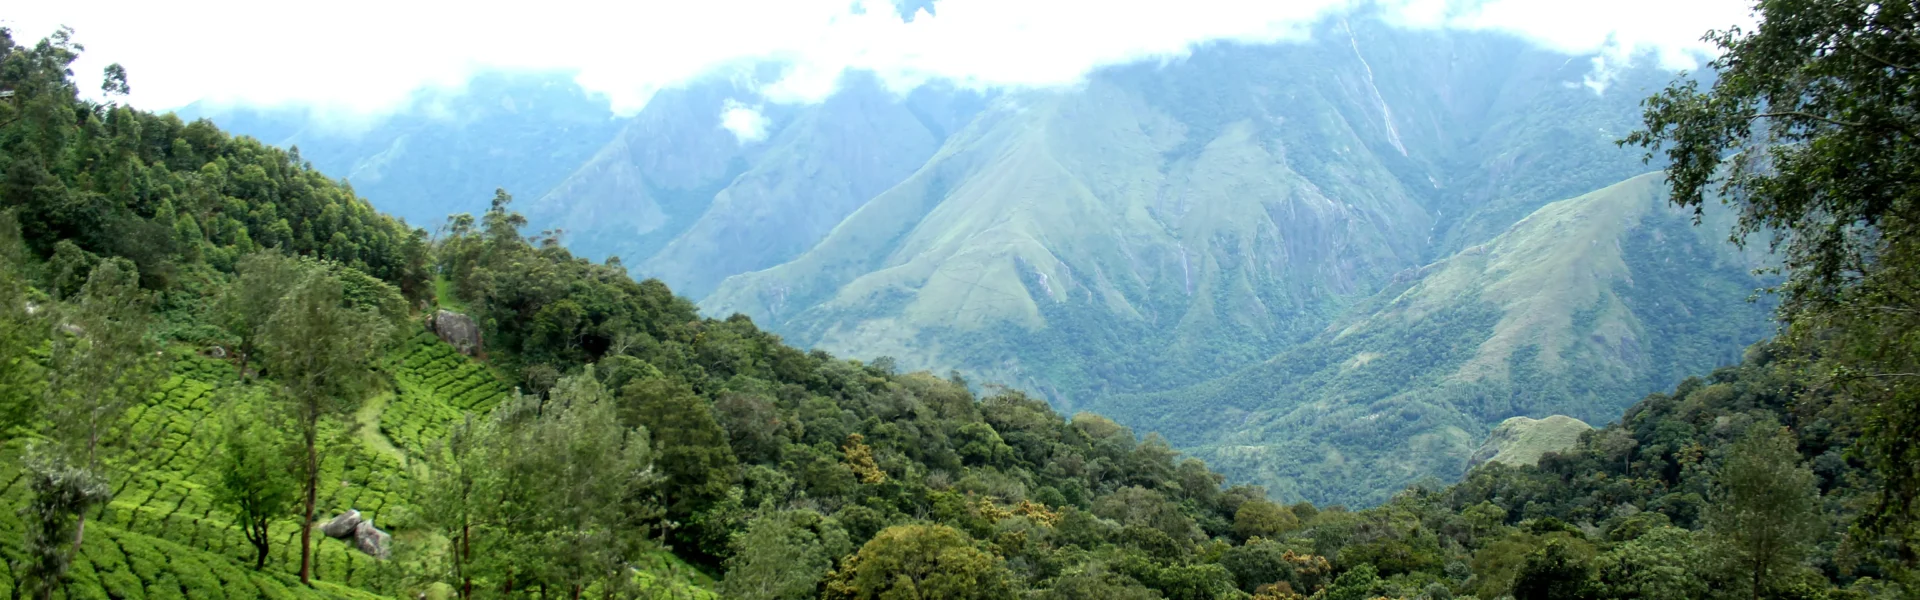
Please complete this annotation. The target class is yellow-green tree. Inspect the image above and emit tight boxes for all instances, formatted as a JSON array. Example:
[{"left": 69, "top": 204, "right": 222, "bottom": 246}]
[{"left": 825, "top": 524, "right": 1017, "bottom": 600}]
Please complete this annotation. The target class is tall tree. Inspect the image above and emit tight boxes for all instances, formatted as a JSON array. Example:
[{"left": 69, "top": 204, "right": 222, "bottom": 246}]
[
  {"left": 618, "top": 377, "right": 737, "bottom": 520},
  {"left": 1511, "top": 539, "right": 1597, "bottom": 600},
  {"left": 1706, "top": 424, "right": 1823, "bottom": 600},
  {"left": 516, "top": 369, "right": 656, "bottom": 598},
  {"left": 0, "top": 211, "right": 42, "bottom": 435},
  {"left": 258, "top": 270, "right": 390, "bottom": 585},
  {"left": 38, "top": 259, "right": 158, "bottom": 554},
  {"left": 420, "top": 412, "right": 498, "bottom": 600},
  {"left": 1623, "top": 0, "right": 1920, "bottom": 564},
  {"left": 420, "top": 366, "right": 658, "bottom": 598}
]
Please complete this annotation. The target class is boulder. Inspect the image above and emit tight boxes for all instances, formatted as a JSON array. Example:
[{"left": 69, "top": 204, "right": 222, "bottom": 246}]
[
  {"left": 321, "top": 510, "right": 362, "bottom": 539},
  {"left": 354, "top": 520, "right": 392, "bottom": 560},
  {"left": 428, "top": 310, "right": 484, "bottom": 356}
]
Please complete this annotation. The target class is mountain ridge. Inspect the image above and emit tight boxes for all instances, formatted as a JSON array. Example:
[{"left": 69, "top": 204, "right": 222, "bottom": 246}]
[{"left": 1087, "top": 172, "right": 1773, "bottom": 505}]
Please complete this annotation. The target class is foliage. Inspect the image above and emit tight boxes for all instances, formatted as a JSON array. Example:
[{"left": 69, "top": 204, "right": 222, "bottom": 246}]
[
  {"left": 0, "top": 211, "right": 40, "bottom": 435},
  {"left": 1707, "top": 423, "right": 1825, "bottom": 600},
  {"left": 0, "top": 19, "right": 1911, "bottom": 600},
  {"left": 1622, "top": 0, "right": 1920, "bottom": 572},
  {"left": 0, "top": 29, "right": 431, "bottom": 301},
  {"left": 212, "top": 404, "right": 299, "bottom": 570},
  {"left": 823, "top": 523, "right": 1018, "bottom": 600},
  {"left": 258, "top": 267, "right": 393, "bottom": 584},
  {"left": 720, "top": 510, "right": 835, "bottom": 600},
  {"left": 1512, "top": 539, "right": 1596, "bottom": 600},
  {"left": 15, "top": 451, "right": 109, "bottom": 599}
]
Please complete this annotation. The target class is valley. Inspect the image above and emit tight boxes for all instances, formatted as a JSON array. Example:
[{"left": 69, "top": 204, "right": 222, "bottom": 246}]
[
  {"left": 6, "top": 1, "right": 1912, "bottom": 598},
  {"left": 204, "top": 19, "right": 1772, "bottom": 507}
]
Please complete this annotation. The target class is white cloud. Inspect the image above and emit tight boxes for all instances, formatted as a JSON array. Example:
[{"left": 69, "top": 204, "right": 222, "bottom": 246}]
[
  {"left": 720, "top": 99, "right": 771, "bottom": 144},
  {"left": 2, "top": 0, "right": 1754, "bottom": 116}
]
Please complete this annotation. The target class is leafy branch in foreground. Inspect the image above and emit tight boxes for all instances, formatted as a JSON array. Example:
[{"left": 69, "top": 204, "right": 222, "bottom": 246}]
[{"left": 1624, "top": 0, "right": 1920, "bottom": 572}]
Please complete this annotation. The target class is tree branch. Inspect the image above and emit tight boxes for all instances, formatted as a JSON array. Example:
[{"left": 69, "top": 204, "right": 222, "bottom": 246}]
[{"left": 1748, "top": 111, "right": 1865, "bottom": 128}]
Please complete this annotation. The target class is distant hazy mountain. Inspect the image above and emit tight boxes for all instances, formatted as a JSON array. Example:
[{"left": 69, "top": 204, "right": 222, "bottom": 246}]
[
  {"left": 701, "top": 20, "right": 1683, "bottom": 405},
  {"left": 182, "top": 15, "right": 1773, "bottom": 506},
  {"left": 1088, "top": 173, "right": 1772, "bottom": 505},
  {"left": 529, "top": 74, "right": 989, "bottom": 297},
  {"left": 174, "top": 72, "right": 622, "bottom": 229}
]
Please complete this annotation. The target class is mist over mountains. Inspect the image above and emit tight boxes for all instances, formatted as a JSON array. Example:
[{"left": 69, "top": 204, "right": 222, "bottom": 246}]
[{"left": 189, "top": 15, "right": 1771, "bottom": 505}]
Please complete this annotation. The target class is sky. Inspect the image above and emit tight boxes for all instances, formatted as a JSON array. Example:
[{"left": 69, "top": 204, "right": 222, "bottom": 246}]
[{"left": 4, "top": 0, "right": 1753, "bottom": 119}]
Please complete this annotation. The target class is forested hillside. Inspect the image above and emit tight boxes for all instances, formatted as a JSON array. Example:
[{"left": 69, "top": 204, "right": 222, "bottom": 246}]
[
  {"left": 193, "top": 15, "right": 1774, "bottom": 509},
  {"left": 175, "top": 72, "right": 623, "bottom": 229},
  {"left": 7, "top": 0, "right": 1920, "bottom": 597},
  {"left": 1091, "top": 173, "right": 1774, "bottom": 506}
]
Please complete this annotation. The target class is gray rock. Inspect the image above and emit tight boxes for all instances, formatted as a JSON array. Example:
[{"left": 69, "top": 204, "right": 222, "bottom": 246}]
[
  {"left": 428, "top": 310, "right": 484, "bottom": 356},
  {"left": 354, "top": 520, "right": 392, "bottom": 560},
  {"left": 321, "top": 510, "right": 362, "bottom": 539}
]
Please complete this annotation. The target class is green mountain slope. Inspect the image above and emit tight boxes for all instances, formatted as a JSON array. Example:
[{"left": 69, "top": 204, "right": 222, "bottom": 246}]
[
  {"left": 700, "top": 22, "right": 1681, "bottom": 413},
  {"left": 1087, "top": 173, "right": 1774, "bottom": 506},
  {"left": 1467, "top": 414, "right": 1593, "bottom": 468},
  {"left": 701, "top": 74, "right": 1433, "bottom": 398},
  {"left": 638, "top": 79, "right": 988, "bottom": 298},
  {"left": 526, "top": 76, "right": 985, "bottom": 298}
]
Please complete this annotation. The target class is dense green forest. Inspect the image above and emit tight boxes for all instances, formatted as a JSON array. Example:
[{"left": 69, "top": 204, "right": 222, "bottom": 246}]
[{"left": 4, "top": 0, "right": 1920, "bottom": 597}]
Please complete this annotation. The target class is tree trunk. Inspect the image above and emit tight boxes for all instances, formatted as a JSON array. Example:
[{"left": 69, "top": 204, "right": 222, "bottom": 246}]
[
  {"left": 71, "top": 512, "right": 86, "bottom": 556},
  {"left": 252, "top": 520, "right": 271, "bottom": 570},
  {"left": 461, "top": 522, "right": 473, "bottom": 599},
  {"left": 300, "top": 422, "right": 318, "bottom": 585}
]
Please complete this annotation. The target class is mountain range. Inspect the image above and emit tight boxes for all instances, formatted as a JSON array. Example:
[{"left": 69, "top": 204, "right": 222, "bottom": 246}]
[{"left": 186, "top": 16, "right": 1774, "bottom": 506}]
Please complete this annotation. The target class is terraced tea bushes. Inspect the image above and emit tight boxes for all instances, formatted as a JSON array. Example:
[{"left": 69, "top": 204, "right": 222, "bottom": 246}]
[
  {"left": 1, "top": 438, "right": 382, "bottom": 599},
  {"left": 4, "top": 349, "right": 397, "bottom": 590},
  {"left": 382, "top": 331, "right": 510, "bottom": 456}
]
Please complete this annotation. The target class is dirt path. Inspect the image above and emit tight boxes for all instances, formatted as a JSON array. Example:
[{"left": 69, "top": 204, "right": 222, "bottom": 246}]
[{"left": 353, "top": 390, "right": 407, "bottom": 465}]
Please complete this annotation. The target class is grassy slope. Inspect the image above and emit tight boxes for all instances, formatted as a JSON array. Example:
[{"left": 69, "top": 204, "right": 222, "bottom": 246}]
[
  {"left": 1467, "top": 415, "right": 1594, "bottom": 467},
  {"left": 696, "top": 23, "right": 1682, "bottom": 426},
  {"left": 1090, "top": 173, "right": 1773, "bottom": 506},
  {"left": 703, "top": 75, "right": 1431, "bottom": 402}
]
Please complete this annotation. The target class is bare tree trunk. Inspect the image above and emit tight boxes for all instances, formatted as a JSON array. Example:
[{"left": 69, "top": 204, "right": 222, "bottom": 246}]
[
  {"left": 461, "top": 521, "right": 473, "bottom": 600},
  {"left": 251, "top": 520, "right": 270, "bottom": 569},
  {"left": 300, "top": 420, "right": 318, "bottom": 585},
  {"left": 71, "top": 513, "right": 86, "bottom": 556}
]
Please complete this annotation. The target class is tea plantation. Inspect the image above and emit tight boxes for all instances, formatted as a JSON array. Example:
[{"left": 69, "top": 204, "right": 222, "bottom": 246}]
[{"left": 1, "top": 332, "right": 716, "bottom": 598}]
